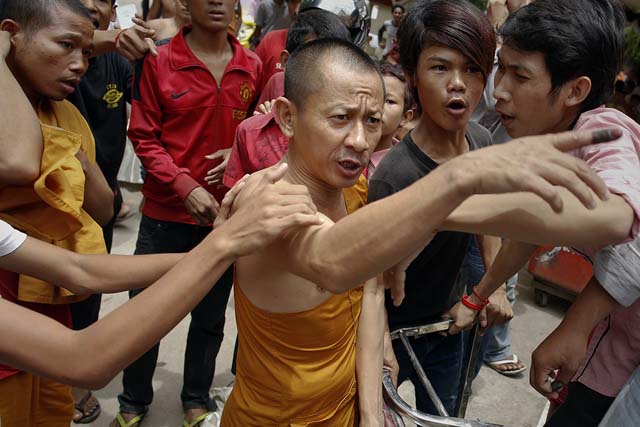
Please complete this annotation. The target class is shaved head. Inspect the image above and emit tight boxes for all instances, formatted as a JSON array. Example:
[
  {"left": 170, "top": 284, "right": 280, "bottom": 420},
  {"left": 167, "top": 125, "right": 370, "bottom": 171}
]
[{"left": 284, "top": 38, "right": 384, "bottom": 110}]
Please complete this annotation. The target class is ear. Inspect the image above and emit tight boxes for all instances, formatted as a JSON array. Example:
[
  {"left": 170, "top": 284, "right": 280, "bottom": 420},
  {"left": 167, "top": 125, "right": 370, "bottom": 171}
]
[
  {"left": 399, "top": 108, "right": 414, "bottom": 129},
  {"left": 279, "top": 50, "right": 290, "bottom": 68},
  {"left": 274, "top": 96, "right": 296, "bottom": 138},
  {"left": 1, "top": 19, "right": 21, "bottom": 37},
  {"left": 564, "top": 76, "right": 591, "bottom": 108},
  {"left": 111, "top": 5, "right": 117, "bottom": 22}
]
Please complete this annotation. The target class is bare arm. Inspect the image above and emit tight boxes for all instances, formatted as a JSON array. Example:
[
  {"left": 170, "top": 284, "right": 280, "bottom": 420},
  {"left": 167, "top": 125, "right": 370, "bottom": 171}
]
[
  {"left": 530, "top": 278, "right": 620, "bottom": 398},
  {"left": 92, "top": 18, "right": 157, "bottom": 61},
  {"left": 356, "top": 277, "right": 385, "bottom": 426},
  {"left": 1, "top": 238, "right": 182, "bottom": 296},
  {"left": 75, "top": 150, "right": 114, "bottom": 226},
  {"left": 268, "top": 130, "right": 613, "bottom": 294},
  {"left": 0, "top": 164, "right": 321, "bottom": 388},
  {"left": 443, "top": 188, "right": 634, "bottom": 247},
  {"left": 0, "top": 32, "right": 42, "bottom": 184}
]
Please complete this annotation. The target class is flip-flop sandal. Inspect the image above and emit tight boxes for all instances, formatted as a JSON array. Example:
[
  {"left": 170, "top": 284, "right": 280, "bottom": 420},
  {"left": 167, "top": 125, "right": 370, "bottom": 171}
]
[
  {"left": 114, "top": 412, "right": 145, "bottom": 427},
  {"left": 183, "top": 411, "right": 216, "bottom": 427},
  {"left": 486, "top": 354, "right": 527, "bottom": 376},
  {"left": 73, "top": 391, "right": 101, "bottom": 424}
]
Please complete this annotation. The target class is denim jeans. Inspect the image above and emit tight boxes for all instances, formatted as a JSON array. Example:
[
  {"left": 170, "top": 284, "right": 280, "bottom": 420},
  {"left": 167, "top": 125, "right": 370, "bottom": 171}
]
[
  {"left": 394, "top": 331, "right": 464, "bottom": 415},
  {"left": 460, "top": 239, "right": 517, "bottom": 380},
  {"left": 117, "top": 215, "right": 233, "bottom": 414}
]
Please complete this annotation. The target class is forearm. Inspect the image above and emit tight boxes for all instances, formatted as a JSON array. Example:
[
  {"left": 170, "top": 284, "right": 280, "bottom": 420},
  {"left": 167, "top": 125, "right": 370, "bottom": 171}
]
[
  {"left": 443, "top": 189, "right": 633, "bottom": 247},
  {"left": 356, "top": 277, "right": 385, "bottom": 425},
  {"left": 0, "top": 60, "right": 43, "bottom": 184},
  {"left": 558, "top": 278, "right": 620, "bottom": 339},
  {"left": 82, "top": 162, "right": 115, "bottom": 225},
  {"left": 91, "top": 29, "right": 118, "bottom": 57},
  {"left": 475, "top": 239, "right": 536, "bottom": 299},
  {"left": 0, "top": 233, "right": 234, "bottom": 389},
  {"left": 3, "top": 237, "right": 183, "bottom": 296},
  {"left": 476, "top": 234, "right": 501, "bottom": 270}
]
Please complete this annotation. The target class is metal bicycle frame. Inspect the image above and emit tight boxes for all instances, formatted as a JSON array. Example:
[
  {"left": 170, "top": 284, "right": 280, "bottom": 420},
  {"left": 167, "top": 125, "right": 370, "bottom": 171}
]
[{"left": 383, "top": 320, "right": 512, "bottom": 427}]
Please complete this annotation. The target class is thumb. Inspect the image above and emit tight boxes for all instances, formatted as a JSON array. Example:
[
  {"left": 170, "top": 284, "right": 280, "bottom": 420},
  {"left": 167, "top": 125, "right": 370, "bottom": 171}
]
[
  {"left": 478, "top": 307, "right": 488, "bottom": 336},
  {"left": 264, "top": 163, "right": 289, "bottom": 184}
]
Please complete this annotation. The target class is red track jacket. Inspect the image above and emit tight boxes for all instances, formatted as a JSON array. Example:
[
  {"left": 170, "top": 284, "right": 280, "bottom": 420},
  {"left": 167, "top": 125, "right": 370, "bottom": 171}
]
[{"left": 129, "top": 26, "right": 262, "bottom": 224}]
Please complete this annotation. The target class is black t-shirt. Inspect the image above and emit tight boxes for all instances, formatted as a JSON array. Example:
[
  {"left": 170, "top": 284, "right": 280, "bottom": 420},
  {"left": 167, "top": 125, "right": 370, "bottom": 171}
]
[
  {"left": 68, "top": 52, "right": 133, "bottom": 186},
  {"left": 368, "top": 121, "right": 492, "bottom": 330}
]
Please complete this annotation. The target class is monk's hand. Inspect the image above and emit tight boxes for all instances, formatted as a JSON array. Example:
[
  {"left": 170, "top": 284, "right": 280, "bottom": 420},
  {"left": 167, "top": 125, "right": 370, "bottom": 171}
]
[
  {"left": 383, "top": 330, "right": 399, "bottom": 388},
  {"left": 205, "top": 148, "right": 232, "bottom": 186},
  {"left": 449, "top": 129, "right": 620, "bottom": 213},
  {"left": 530, "top": 321, "right": 589, "bottom": 399},
  {"left": 0, "top": 31, "right": 10, "bottom": 59},
  {"left": 184, "top": 186, "right": 219, "bottom": 226},
  {"left": 215, "top": 163, "right": 322, "bottom": 257},
  {"left": 115, "top": 15, "right": 157, "bottom": 61}
]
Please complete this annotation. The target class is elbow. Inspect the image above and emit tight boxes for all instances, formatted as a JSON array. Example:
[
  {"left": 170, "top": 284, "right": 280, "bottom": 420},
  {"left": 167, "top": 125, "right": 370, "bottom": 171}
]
[
  {"left": 67, "top": 365, "right": 112, "bottom": 390},
  {"left": 309, "top": 258, "right": 355, "bottom": 295}
]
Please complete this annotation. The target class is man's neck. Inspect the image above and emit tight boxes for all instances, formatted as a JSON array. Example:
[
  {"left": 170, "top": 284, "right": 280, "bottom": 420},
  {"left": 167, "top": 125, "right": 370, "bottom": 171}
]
[
  {"left": 283, "top": 152, "right": 346, "bottom": 221},
  {"left": 412, "top": 113, "right": 468, "bottom": 163},
  {"left": 375, "top": 134, "right": 395, "bottom": 152},
  {"left": 185, "top": 25, "right": 230, "bottom": 56}
]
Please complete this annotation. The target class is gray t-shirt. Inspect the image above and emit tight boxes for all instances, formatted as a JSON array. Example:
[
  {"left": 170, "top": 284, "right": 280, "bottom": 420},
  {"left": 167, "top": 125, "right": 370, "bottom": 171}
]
[
  {"left": 368, "top": 121, "right": 492, "bottom": 328},
  {"left": 255, "top": 0, "right": 292, "bottom": 39}
]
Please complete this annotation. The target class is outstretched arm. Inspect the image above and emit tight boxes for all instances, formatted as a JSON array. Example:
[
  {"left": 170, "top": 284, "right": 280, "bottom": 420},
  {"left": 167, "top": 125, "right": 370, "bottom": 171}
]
[
  {"left": 442, "top": 188, "right": 633, "bottom": 247},
  {"left": 0, "top": 164, "right": 321, "bottom": 388},
  {"left": 267, "top": 130, "right": 615, "bottom": 294}
]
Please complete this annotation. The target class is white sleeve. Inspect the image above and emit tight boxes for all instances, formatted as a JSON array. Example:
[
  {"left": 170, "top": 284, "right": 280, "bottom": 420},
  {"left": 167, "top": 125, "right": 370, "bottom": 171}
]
[{"left": 0, "top": 220, "right": 27, "bottom": 257}]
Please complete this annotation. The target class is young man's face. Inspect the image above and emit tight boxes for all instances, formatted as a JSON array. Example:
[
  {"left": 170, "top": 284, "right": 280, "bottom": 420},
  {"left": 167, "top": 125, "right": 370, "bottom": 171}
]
[
  {"left": 6, "top": 7, "right": 94, "bottom": 104},
  {"left": 414, "top": 45, "right": 485, "bottom": 133},
  {"left": 287, "top": 0, "right": 302, "bottom": 20},
  {"left": 392, "top": 7, "right": 404, "bottom": 26},
  {"left": 494, "top": 44, "right": 567, "bottom": 138},
  {"left": 287, "top": 65, "right": 384, "bottom": 189},
  {"left": 188, "top": 0, "right": 236, "bottom": 32},
  {"left": 381, "top": 75, "right": 407, "bottom": 137},
  {"left": 81, "top": 0, "right": 115, "bottom": 30}
]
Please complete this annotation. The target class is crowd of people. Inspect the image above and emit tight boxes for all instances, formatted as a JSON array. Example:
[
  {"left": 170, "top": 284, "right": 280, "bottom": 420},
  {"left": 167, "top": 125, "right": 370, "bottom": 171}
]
[{"left": 0, "top": 0, "right": 638, "bottom": 427}]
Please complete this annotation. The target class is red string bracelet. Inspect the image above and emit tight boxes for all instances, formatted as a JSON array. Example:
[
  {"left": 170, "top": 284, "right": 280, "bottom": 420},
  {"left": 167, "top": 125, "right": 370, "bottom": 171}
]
[
  {"left": 114, "top": 29, "right": 126, "bottom": 46},
  {"left": 472, "top": 287, "right": 490, "bottom": 306},
  {"left": 461, "top": 295, "right": 484, "bottom": 312}
]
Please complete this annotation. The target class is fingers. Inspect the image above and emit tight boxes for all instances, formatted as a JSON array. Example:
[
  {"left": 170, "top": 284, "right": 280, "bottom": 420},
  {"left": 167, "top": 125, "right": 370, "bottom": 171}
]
[
  {"left": 390, "top": 281, "right": 405, "bottom": 307},
  {"left": 550, "top": 128, "right": 622, "bottom": 152},
  {"left": 530, "top": 359, "right": 557, "bottom": 398},
  {"left": 263, "top": 163, "right": 289, "bottom": 184},
  {"left": 216, "top": 178, "right": 248, "bottom": 225},
  {"left": 145, "top": 38, "right": 158, "bottom": 57}
]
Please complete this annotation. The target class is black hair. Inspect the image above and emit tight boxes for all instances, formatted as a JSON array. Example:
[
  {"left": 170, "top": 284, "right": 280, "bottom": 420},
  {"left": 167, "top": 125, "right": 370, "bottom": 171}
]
[
  {"left": 0, "top": 0, "right": 92, "bottom": 35},
  {"left": 379, "top": 63, "right": 413, "bottom": 113},
  {"left": 500, "top": 0, "right": 625, "bottom": 113},
  {"left": 392, "top": 4, "right": 405, "bottom": 13},
  {"left": 285, "top": 38, "right": 383, "bottom": 109},
  {"left": 397, "top": 0, "right": 496, "bottom": 112},
  {"left": 285, "top": 8, "right": 350, "bottom": 53}
]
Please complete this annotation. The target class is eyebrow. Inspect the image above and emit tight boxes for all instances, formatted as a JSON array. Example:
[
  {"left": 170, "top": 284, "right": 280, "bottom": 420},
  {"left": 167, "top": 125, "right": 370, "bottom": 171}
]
[
  {"left": 425, "top": 55, "right": 452, "bottom": 64},
  {"left": 497, "top": 53, "right": 534, "bottom": 75}
]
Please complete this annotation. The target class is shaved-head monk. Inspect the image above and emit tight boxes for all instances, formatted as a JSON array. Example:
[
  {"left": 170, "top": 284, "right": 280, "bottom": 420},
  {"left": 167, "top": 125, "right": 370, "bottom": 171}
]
[{"left": 220, "top": 38, "right": 617, "bottom": 426}]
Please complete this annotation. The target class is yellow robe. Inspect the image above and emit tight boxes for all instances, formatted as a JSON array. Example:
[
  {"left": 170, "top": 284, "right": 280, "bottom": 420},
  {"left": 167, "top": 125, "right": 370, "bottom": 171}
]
[{"left": 0, "top": 100, "right": 106, "bottom": 304}]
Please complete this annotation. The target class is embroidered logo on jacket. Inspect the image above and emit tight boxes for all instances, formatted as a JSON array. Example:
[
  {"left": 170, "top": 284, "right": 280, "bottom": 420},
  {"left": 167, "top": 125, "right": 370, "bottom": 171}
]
[
  {"left": 103, "top": 84, "right": 123, "bottom": 108},
  {"left": 232, "top": 109, "right": 247, "bottom": 120},
  {"left": 239, "top": 82, "right": 254, "bottom": 104}
]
